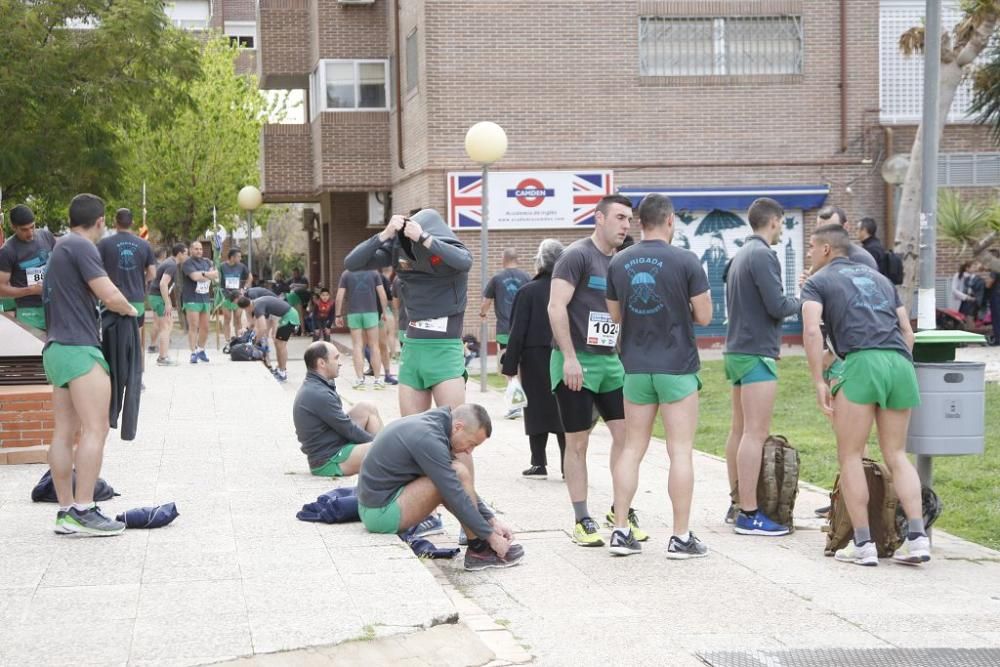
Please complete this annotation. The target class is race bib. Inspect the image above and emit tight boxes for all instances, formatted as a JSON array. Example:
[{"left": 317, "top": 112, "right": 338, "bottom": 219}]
[
  {"left": 195, "top": 280, "right": 210, "bottom": 295},
  {"left": 410, "top": 316, "right": 447, "bottom": 333},
  {"left": 225, "top": 276, "right": 240, "bottom": 289},
  {"left": 26, "top": 266, "right": 46, "bottom": 287},
  {"left": 586, "top": 311, "right": 619, "bottom": 347}
]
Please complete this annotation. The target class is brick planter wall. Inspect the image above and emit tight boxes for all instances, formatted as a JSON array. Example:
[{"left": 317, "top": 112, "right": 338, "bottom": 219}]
[{"left": 0, "top": 385, "right": 54, "bottom": 465}]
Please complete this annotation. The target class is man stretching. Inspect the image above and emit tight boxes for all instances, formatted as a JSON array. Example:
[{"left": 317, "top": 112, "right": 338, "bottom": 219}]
[
  {"left": 181, "top": 240, "right": 218, "bottom": 364},
  {"left": 149, "top": 243, "right": 188, "bottom": 365},
  {"left": 43, "top": 194, "right": 137, "bottom": 535},
  {"left": 547, "top": 194, "right": 636, "bottom": 546},
  {"left": 723, "top": 197, "right": 800, "bottom": 536},
  {"left": 357, "top": 404, "right": 524, "bottom": 570},
  {"left": 336, "top": 269, "right": 387, "bottom": 389},
  {"left": 237, "top": 294, "right": 300, "bottom": 382},
  {"left": 606, "top": 194, "right": 712, "bottom": 558},
  {"left": 294, "top": 341, "right": 383, "bottom": 476},
  {"left": 802, "top": 224, "right": 929, "bottom": 566}
]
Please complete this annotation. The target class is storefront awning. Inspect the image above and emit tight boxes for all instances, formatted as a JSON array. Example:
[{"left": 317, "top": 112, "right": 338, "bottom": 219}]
[{"left": 618, "top": 185, "right": 830, "bottom": 211}]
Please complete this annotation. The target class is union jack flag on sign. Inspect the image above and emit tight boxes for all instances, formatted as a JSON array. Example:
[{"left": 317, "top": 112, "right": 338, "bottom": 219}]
[{"left": 447, "top": 170, "right": 614, "bottom": 230}]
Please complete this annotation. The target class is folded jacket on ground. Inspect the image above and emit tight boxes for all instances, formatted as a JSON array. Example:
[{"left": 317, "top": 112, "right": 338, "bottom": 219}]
[
  {"left": 296, "top": 486, "right": 360, "bottom": 523},
  {"left": 115, "top": 502, "right": 179, "bottom": 528}
]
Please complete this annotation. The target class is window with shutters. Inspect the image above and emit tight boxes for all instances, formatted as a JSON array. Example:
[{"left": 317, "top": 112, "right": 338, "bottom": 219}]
[
  {"left": 405, "top": 29, "right": 419, "bottom": 93},
  {"left": 938, "top": 153, "right": 1000, "bottom": 187},
  {"left": 879, "top": 0, "right": 977, "bottom": 123},
  {"left": 639, "top": 15, "right": 803, "bottom": 77}
]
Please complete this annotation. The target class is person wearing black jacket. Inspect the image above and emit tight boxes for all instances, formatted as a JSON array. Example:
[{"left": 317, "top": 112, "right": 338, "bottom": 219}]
[
  {"left": 101, "top": 310, "right": 141, "bottom": 441},
  {"left": 500, "top": 239, "right": 566, "bottom": 479},
  {"left": 858, "top": 218, "right": 887, "bottom": 274}
]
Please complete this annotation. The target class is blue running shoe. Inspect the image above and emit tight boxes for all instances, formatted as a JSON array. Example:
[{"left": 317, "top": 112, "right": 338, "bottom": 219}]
[
  {"left": 734, "top": 511, "right": 789, "bottom": 536},
  {"left": 197, "top": 349, "right": 210, "bottom": 363},
  {"left": 190, "top": 352, "right": 198, "bottom": 364},
  {"left": 401, "top": 513, "right": 445, "bottom": 541}
]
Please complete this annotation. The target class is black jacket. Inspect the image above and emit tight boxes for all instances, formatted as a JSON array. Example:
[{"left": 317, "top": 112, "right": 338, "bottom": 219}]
[
  {"left": 861, "top": 236, "right": 887, "bottom": 275},
  {"left": 101, "top": 311, "right": 141, "bottom": 440},
  {"left": 501, "top": 273, "right": 554, "bottom": 376}
]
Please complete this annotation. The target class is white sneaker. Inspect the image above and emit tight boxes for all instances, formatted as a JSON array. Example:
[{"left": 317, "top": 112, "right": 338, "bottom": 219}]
[
  {"left": 352, "top": 377, "right": 367, "bottom": 389},
  {"left": 892, "top": 535, "right": 931, "bottom": 565},
  {"left": 373, "top": 377, "right": 385, "bottom": 390},
  {"left": 834, "top": 540, "right": 878, "bottom": 566}
]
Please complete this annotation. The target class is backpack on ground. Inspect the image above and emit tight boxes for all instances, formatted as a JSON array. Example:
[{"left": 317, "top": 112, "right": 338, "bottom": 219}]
[
  {"left": 824, "top": 458, "right": 902, "bottom": 557},
  {"left": 31, "top": 470, "right": 118, "bottom": 503},
  {"left": 229, "top": 342, "right": 264, "bottom": 362},
  {"left": 729, "top": 434, "right": 800, "bottom": 531},
  {"left": 222, "top": 329, "right": 255, "bottom": 354},
  {"left": 881, "top": 250, "right": 904, "bottom": 285}
]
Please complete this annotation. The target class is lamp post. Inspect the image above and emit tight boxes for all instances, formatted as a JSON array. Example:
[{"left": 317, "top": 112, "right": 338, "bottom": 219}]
[
  {"left": 237, "top": 185, "right": 263, "bottom": 277},
  {"left": 918, "top": 0, "right": 941, "bottom": 333},
  {"left": 464, "top": 121, "right": 508, "bottom": 393},
  {"left": 880, "top": 153, "right": 910, "bottom": 246}
]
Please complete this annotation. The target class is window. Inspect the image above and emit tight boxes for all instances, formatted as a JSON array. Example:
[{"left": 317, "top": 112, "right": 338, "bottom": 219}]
[
  {"left": 405, "top": 29, "right": 419, "bottom": 92},
  {"left": 639, "top": 15, "right": 802, "bottom": 77},
  {"left": 938, "top": 153, "right": 1000, "bottom": 187},
  {"left": 879, "top": 1, "right": 976, "bottom": 123},
  {"left": 229, "top": 35, "right": 254, "bottom": 48},
  {"left": 312, "top": 60, "right": 390, "bottom": 112}
]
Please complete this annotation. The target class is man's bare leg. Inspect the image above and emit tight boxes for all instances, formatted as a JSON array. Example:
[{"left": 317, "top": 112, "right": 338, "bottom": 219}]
[
  {"left": 736, "top": 380, "right": 777, "bottom": 511},
  {"left": 336, "top": 443, "right": 372, "bottom": 477},
  {"left": 186, "top": 310, "right": 198, "bottom": 351},
  {"left": 662, "top": 392, "right": 699, "bottom": 537},
  {"left": 276, "top": 340, "right": 288, "bottom": 372},
  {"left": 875, "top": 407, "right": 923, "bottom": 521},
  {"left": 725, "top": 386, "right": 744, "bottom": 492},
  {"left": 67, "top": 365, "right": 112, "bottom": 504},
  {"left": 612, "top": 402, "right": 656, "bottom": 531},
  {"left": 348, "top": 401, "right": 383, "bottom": 433},
  {"left": 222, "top": 309, "right": 233, "bottom": 340},
  {"left": 430, "top": 377, "right": 466, "bottom": 410},
  {"left": 48, "top": 386, "right": 81, "bottom": 508},
  {"left": 197, "top": 311, "right": 209, "bottom": 349},
  {"left": 395, "top": 459, "right": 481, "bottom": 533},
  {"left": 399, "top": 385, "right": 433, "bottom": 416},
  {"left": 350, "top": 327, "right": 365, "bottom": 379},
  {"left": 364, "top": 327, "right": 382, "bottom": 377},
  {"left": 832, "top": 393, "right": 877, "bottom": 531},
  {"left": 563, "top": 429, "right": 591, "bottom": 504}
]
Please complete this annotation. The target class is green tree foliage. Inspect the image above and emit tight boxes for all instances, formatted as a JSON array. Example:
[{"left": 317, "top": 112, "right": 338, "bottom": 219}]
[
  {"left": 0, "top": 0, "right": 200, "bottom": 220},
  {"left": 121, "top": 37, "right": 277, "bottom": 243}
]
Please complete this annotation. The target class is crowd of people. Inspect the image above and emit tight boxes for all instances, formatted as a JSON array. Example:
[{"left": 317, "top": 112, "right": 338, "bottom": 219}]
[{"left": 0, "top": 193, "right": 934, "bottom": 571}]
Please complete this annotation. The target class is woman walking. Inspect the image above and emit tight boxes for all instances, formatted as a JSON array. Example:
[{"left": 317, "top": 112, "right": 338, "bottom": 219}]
[{"left": 501, "top": 239, "right": 566, "bottom": 479}]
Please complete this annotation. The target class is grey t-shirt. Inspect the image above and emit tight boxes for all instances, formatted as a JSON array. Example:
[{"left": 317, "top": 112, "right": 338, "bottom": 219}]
[
  {"left": 607, "top": 240, "right": 709, "bottom": 374},
  {"left": 847, "top": 242, "right": 878, "bottom": 271},
  {"left": 219, "top": 261, "right": 250, "bottom": 294},
  {"left": 246, "top": 286, "right": 276, "bottom": 299},
  {"left": 0, "top": 228, "right": 56, "bottom": 308},
  {"left": 42, "top": 232, "right": 107, "bottom": 348},
  {"left": 97, "top": 231, "right": 155, "bottom": 303},
  {"left": 149, "top": 258, "right": 178, "bottom": 296},
  {"left": 338, "top": 270, "right": 380, "bottom": 314},
  {"left": 552, "top": 237, "right": 616, "bottom": 356},
  {"left": 801, "top": 257, "right": 910, "bottom": 359},
  {"left": 484, "top": 267, "right": 531, "bottom": 335},
  {"left": 252, "top": 295, "right": 291, "bottom": 319},
  {"left": 181, "top": 257, "right": 214, "bottom": 304}
]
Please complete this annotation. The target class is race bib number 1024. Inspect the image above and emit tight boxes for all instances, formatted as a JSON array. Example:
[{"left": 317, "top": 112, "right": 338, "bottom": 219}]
[{"left": 587, "top": 311, "right": 619, "bottom": 347}]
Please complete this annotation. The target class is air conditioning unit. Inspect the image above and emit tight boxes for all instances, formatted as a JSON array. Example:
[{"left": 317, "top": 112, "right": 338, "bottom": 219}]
[{"left": 338, "top": 0, "right": 374, "bottom": 5}]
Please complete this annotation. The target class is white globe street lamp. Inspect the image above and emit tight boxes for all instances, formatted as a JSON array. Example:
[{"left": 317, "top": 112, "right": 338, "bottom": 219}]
[
  {"left": 238, "top": 185, "right": 263, "bottom": 276},
  {"left": 464, "top": 122, "right": 508, "bottom": 392}
]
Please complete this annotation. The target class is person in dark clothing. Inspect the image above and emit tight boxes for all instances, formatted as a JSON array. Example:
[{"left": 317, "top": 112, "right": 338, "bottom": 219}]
[
  {"left": 988, "top": 271, "right": 1000, "bottom": 345},
  {"left": 961, "top": 262, "right": 987, "bottom": 319},
  {"left": 501, "top": 239, "right": 566, "bottom": 479},
  {"left": 857, "top": 217, "right": 887, "bottom": 272}
]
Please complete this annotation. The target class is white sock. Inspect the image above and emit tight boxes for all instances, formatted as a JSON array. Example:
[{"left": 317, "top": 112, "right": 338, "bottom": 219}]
[
  {"left": 675, "top": 531, "right": 691, "bottom": 543},
  {"left": 72, "top": 503, "right": 94, "bottom": 512},
  {"left": 58, "top": 505, "right": 71, "bottom": 512}
]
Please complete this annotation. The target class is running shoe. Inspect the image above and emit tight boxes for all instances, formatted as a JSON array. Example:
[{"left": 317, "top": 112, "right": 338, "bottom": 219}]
[
  {"left": 504, "top": 407, "right": 523, "bottom": 420},
  {"left": 54, "top": 510, "right": 73, "bottom": 535},
  {"left": 147, "top": 344, "right": 158, "bottom": 354},
  {"left": 666, "top": 532, "right": 709, "bottom": 560},
  {"left": 402, "top": 513, "right": 445, "bottom": 540},
  {"left": 156, "top": 357, "right": 177, "bottom": 367},
  {"left": 373, "top": 377, "right": 385, "bottom": 390},
  {"left": 573, "top": 517, "right": 605, "bottom": 547},
  {"left": 196, "top": 349, "right": 210, "bottom": 363},
  {"left": 352, "top": 377, "right": 367, "bottom": 389},
  {"left": 604, "top": 507, "right": 649, "bottom": 542},
  {"left": 734, "top": 511, "right": 790, "bottom": 536},
  {"left": 892, "top": 535, "right": 931, "bottom": 565},
  {"left": 835, "top": 540, "right": 879, "bottom": 566},
  {"left": 274, "top": 369, "right": 288, "bottom": 383},
  {"left": 522, "top": 465, "right": 547, "bottom": 479},
  {"left": 814, "top": 505, "right": 832, "bottom": 518},
  {"left": 383, "top": 374, "right": 399, "bottom": 385},
  {"left": 464, "top": 543, "right": 525, "bottom": 571},
  {"left": 608, "top": 528, "right": 641, "bottom": 556},
  {"left": 60, "top": 506, "right": 125, "bottom": 537},
  {"left": 724, "top": 502, "right": 739, "bottom": 525}
]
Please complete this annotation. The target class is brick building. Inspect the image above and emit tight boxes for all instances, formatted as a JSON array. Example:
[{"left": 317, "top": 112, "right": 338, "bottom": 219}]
[{"left": 256, "top": 0, "right": 999, "bottom": 338}]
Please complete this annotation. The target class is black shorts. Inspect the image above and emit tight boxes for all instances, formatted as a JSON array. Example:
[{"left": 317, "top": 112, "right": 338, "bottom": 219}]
[
  {"left": 553, "top": 382, "right": 625, "bottom": 433},
  {"left": 275, "top": 323, "right": 295, "bottom": 341}
]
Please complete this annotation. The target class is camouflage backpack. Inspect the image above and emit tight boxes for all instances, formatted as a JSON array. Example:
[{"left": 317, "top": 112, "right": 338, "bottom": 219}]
[
  {"left": 823, "top": 458, "right": 902, "bottom": 558},
  {"left": 730, "top": 434, "right": 800, "bottom": 531}
]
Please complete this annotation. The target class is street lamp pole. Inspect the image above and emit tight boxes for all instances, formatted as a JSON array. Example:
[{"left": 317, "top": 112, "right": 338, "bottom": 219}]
[
  {"left": 918, "top": 0, "right": 941, "bottom": 333},
  {"left": 464, "top": 122, "right": 508, "bottom": 394},
  {"left": 247, "top": 210, "right": 254, "bottom": 276}
]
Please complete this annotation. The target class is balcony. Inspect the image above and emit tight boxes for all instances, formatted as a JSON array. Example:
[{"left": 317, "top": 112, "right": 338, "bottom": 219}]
[
  {"left": 313, "top": 111, "right": 391, "bottom": 192},
  {"left": 257, "top": 0, "right": 311, "bottom": 89},
  {"left": 260, "top": 123, "right": 315, "bottom": 202}
]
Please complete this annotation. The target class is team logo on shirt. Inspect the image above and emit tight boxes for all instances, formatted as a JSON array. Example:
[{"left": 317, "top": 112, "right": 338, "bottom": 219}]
[
  {"left": 841, "top": 266, "right": 891, "bottom": 314},
  {"left": 116, "top": 241, "right": 139, "bottom": 271},
  {"left": 624, "top": 256, "right": 664, "bottom": 315}
]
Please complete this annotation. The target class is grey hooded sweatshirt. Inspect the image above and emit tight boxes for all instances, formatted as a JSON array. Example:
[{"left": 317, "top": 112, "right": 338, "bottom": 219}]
[
  {"left": 357, "top": 407, "right": 494, "bottom": 539},
  {"left": 343, "top": 209, "right": 472, "bottom": 325}
]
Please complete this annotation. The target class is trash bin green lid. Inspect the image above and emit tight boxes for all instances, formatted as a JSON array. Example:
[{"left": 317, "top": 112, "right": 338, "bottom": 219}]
[{"left": 912, "top": 329, "right": 986, "bottom": 362}]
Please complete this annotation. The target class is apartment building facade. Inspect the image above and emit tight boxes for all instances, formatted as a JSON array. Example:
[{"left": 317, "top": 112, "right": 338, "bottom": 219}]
[{"left": 257, "top": 0, "right": 999, "bottom": 338}]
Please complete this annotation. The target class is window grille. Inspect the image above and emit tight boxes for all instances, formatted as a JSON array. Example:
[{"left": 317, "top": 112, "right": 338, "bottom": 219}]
[
  {"left": 406, "top": 29, "right": 419, "bottom": 92},
  {"left": 938, "top": 153, "right": 1000, "bottom": 187},
  {"left": 639, "top": 15, "right": 803, "bottom": 76}
]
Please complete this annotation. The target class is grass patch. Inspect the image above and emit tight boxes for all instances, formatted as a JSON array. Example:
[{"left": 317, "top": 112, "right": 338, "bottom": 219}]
[{"left": 650, "top": 357, "right": 1000, "bottom": 551}]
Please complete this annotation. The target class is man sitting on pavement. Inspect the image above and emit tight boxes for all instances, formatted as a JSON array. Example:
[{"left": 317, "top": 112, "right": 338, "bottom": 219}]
[
  {"left": 357, "top": 404, "right": 524, "bottom": 570},
  {"left": 294, "top": 341, "right": 383, "bottom": 477},
  {"left": 237, "top": 294, "right": 300, "bottom": 383},
  {"left": 802, "top": 223, "right": 930, "bottom": 567}
]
